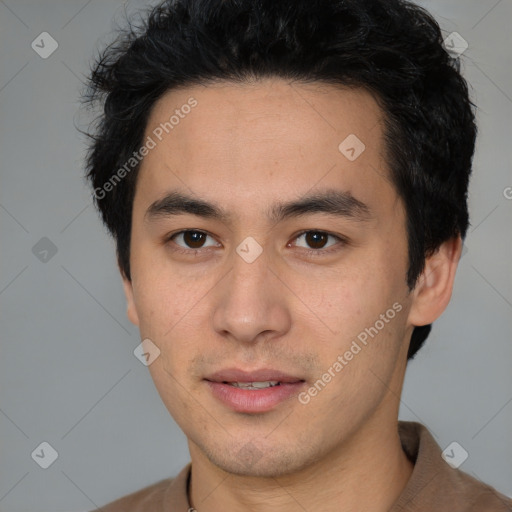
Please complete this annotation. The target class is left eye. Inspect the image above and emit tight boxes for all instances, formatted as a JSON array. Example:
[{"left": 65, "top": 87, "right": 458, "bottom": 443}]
[{"left": 291, "top": 231, "right": 341, "bottom": 251}]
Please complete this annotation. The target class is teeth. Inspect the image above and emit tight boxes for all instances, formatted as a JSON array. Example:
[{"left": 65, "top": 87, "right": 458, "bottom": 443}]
[{"left": 228, "top": 381, "right": 280, "bottom": 389}]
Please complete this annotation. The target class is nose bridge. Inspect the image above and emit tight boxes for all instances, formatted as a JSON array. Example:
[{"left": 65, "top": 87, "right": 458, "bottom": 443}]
[
  {"left": 211, "top": 243, "right": 291, "bottom": 343},
  {"left": 230, "top": 247, "right": 269, "bottom": 302}
]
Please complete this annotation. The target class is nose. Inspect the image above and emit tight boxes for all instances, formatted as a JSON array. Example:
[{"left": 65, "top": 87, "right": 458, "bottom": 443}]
[{"left": 211, "top": 247, "right": 292, "bottom": 345}]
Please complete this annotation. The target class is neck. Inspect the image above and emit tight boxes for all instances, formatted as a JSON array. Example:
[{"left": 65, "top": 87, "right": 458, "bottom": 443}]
[{"left": 188, "top": 414, "right": 413, "bottom": 512}]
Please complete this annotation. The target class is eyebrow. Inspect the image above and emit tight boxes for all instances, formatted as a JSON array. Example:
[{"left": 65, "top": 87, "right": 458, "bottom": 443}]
[{"left": 145, "top": 189, "right": 373, "bottom": 225}]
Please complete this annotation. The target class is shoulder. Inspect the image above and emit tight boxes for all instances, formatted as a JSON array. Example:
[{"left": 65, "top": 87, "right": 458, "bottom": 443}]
[
  {"left": 395, "top": 421, "right": 512, "bottom": 511},
  {"left": 446, "top": 467, "right": 512, "bottom": 511},
  {"left": 94, "top": 478, "right": 174, "bottom": 512},
  {"left": 93, "top": 463, "right": 191, "bottom": 511}
]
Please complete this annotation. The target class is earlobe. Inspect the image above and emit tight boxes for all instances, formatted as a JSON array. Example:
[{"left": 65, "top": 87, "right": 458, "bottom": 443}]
[
  {"left": 407, "top": 236, "right": 462, "bottom": 327},
  {"left": 121, "top": 271, "right": 140, "bottom": 327}
]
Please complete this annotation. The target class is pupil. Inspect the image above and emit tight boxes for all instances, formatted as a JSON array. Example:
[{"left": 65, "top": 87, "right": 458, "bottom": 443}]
[
  {"left": 184, "top": 231, "right": 205, "bottom": 248},
  {"left": 306, "top": 232, "right": 326, "bottom": 249}
]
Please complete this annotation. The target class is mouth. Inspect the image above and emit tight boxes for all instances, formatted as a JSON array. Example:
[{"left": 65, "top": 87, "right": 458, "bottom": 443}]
[
  {"left": 204, "top": 368, "right": 306, "bottom": 413},
  {"left": 223, "top": 380, "right": 282, "bottom": 389}
]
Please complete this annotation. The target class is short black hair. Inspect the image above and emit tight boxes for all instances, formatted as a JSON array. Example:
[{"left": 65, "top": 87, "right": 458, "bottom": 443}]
[{"left": 84, "top": 0, "right": 477, "bottom": 360}]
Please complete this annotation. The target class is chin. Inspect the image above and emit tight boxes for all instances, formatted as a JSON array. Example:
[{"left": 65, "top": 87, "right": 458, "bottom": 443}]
[{"left": 200, "top": 439, "right": 320, "bottom": 478}]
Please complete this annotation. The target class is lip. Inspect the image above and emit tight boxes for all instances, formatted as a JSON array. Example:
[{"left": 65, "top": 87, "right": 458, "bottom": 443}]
[
  {"left": 204, "top": 368, "right": 306, "bottom": 413},
  {"left": 205, "top": 368, "right": 304, "bottom": 384}
]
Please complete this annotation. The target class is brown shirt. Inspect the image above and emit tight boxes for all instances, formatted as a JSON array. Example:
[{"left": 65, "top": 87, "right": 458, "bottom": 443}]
[{"left": 97, "top": 421, "right": 512, "bottom": 511}]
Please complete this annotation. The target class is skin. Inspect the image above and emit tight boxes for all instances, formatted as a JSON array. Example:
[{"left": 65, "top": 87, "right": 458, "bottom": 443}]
[{"left": 122, "top": 79, "right": 462, "bottom": 512}]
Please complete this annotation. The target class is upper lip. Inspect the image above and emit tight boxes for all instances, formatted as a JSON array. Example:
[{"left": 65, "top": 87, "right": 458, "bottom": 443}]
[{"left": 205, "top": 368, "right": 304, "bottom": 383}]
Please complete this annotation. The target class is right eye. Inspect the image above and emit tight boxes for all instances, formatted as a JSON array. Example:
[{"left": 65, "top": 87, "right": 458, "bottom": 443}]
[{"left": 167, "top": 230, "right": 221, "bottom": 253}]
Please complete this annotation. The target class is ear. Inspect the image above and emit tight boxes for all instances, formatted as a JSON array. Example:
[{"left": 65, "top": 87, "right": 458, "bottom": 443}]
[
  {"left": 407, "top": 236, "right": 463, "bottom": 327},
  {"left": 120, "top": 267, "right": 140, "bottom": 327}
]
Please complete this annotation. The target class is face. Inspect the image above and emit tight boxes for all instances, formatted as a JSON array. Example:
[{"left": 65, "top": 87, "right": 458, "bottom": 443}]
[{"left": 124, "top": 79, "right": 420, "bottom": 477}]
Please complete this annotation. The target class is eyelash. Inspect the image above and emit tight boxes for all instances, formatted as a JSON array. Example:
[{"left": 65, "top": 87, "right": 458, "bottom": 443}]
[{"left": 165, "top": 229, "right": 348, "bottom": 257}]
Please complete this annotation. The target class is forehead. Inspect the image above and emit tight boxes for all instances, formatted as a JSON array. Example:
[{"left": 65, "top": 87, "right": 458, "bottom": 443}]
[{"left": 136, "top": 79, "right": 396, "bottom": 220}]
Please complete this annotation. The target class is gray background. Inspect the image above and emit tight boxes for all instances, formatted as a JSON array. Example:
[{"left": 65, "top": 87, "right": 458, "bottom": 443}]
[{"left": 0, "top": 0, "right": 511, "bottom": 510}]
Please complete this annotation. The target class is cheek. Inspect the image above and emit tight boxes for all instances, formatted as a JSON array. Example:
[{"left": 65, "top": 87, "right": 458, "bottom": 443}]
[
  {"left": 146, "top": 356, "right": 196, "bottom": 431},
  {"left": 131, "top": 260, "right": 199, "bottom": 338},
  {"left": 316, "top": 253, "right": 409, "bottom": 366},
  {"left": 318, "top": 269, "right": 387, "bottom": 330},
  {"left": 131, "top": 268, "right": 214, "bottom": 391}
]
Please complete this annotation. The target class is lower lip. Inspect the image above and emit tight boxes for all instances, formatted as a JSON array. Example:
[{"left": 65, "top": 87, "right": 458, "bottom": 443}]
[{"left": 206, "top": 381, "right": 305, "bottom": 413}]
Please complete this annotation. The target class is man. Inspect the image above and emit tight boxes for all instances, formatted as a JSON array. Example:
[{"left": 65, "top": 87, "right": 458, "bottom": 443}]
[{"left": 84, "top": 0, "right": 511, "bottom": 510}]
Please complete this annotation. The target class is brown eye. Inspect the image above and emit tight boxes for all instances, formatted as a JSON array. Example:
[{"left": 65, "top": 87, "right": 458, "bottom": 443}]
[
  {"left": 182, "top": 231, "right": 206, "bottom": 248},
  {"left": 294, "top": 231, "right": 340, "bottom": 251},
  {"left": 170, "top": 230, "right": 219, "bottom": 250},
  {"left": 304, "top": 231, "right": 328, "bottom": 249}
]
